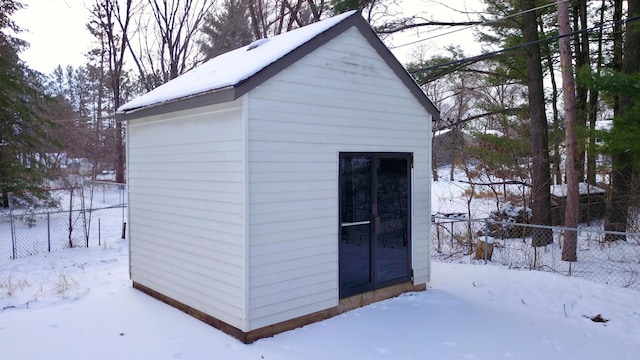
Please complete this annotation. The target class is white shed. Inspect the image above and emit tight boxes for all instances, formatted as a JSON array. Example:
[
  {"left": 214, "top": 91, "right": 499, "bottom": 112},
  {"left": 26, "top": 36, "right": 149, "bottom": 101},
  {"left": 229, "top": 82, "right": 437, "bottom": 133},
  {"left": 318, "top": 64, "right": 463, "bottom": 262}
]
[{"left": 117, "top": 10, "right": 438, "bottom": 343}]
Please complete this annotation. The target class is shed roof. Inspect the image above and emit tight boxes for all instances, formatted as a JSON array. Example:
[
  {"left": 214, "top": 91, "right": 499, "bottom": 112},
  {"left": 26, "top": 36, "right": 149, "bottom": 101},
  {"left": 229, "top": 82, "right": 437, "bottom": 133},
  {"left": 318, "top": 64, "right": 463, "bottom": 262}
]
[
  {"left": 550, "top": 182, "right": 606, "bottom": 197},
  {"left": 117, "top": 11, "right": 439, "bottom": 121}
]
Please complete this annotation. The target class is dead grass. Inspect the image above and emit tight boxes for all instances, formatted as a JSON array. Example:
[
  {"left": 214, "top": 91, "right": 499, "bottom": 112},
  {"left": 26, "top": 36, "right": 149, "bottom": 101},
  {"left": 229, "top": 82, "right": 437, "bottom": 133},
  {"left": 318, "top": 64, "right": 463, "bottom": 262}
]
[
  {"left": 0, "top": 274, "right": 30, "bottom": 297},
  {"left": 51, "top": 273, "right": 83, "bottom": 298}
]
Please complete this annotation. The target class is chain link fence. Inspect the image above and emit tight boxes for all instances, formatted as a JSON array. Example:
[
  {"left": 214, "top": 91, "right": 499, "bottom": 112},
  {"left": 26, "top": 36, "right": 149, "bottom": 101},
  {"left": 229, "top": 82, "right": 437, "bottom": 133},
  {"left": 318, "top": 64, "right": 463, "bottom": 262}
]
[
  {"left": 6, "top": 181, "right": 640, "bottom": 291},
  {"left": 0, "top": 182, "right": 126, "bottom": 259},
  {"left": 432, "top": 215, "right": 640, "bottom": 290}
]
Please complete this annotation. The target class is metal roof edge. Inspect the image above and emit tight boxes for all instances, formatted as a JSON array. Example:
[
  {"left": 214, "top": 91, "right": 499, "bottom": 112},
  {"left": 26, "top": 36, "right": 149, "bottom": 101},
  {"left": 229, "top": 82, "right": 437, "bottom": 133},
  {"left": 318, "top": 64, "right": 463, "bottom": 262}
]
[{"left": 116, "top": 87, "right": 236, "bottom": 121}]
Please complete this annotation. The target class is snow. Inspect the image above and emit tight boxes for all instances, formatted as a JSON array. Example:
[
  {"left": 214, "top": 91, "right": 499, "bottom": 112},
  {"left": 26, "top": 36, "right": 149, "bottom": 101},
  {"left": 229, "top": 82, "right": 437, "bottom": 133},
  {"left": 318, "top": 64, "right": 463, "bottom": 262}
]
[
  {"left": 480, "top": 129, "right": 504, "bottom": 137},
  {"left": 500, "top": 201, "right": 531, "bottom": 218},
  {"left": 434, "top": 128, "right": 452, "bottom": 136},
  {"left": 431, "top": 166, "right": 499, "bottom": 219},
  {"left": 1, "top": 242, "right": 639, "bottom": 359},
  {"left": 118, "top": 11, "right": 358, "bottom": 113}
]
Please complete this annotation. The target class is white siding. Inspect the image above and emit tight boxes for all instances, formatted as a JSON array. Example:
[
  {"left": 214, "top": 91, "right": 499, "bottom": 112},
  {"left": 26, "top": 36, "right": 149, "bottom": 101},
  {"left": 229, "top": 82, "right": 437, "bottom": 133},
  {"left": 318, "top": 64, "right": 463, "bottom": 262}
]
[
  {"left": 127, "top": 100, "right": 247, "bottom": 329},
  {"left": 246, "top": 27, "right": 431, "bottom": 330}
]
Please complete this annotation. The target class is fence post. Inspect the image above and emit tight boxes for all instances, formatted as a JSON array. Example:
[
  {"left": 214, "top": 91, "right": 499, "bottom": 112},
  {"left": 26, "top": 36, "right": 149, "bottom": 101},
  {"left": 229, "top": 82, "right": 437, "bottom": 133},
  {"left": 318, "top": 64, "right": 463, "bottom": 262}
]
[
  {"left": 120, "top": 184, "right": 126, "bottom": 239},
  {"left": 47, "top": 212, "right": 51, "bottom": 252},
  {"left": 68, "top": 188, "right": 73, "bottom": 248},
  {"left": 8, "top": 192, "right": 16, "bottom": 259},
  {"left": 450, "top": 221, "right": 454, "bottom": 249},
  {"left": 85, "top": 210, "right": 89, "bottom": 248}
]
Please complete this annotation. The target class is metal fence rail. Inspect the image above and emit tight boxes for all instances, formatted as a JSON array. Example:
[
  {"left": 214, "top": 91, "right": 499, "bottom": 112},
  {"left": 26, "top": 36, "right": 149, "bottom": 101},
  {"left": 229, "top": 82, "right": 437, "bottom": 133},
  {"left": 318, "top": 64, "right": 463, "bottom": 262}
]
[
  {"left": 432, "top": 216, "right": 640, "bottom": 289},
  {"left": 0, "top": 183, "right": 126, "bottom": 260}
]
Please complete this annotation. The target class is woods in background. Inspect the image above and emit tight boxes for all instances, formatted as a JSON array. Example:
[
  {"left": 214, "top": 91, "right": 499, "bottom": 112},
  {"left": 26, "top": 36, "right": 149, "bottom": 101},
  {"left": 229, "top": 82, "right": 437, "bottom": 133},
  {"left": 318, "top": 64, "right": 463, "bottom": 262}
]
[{"left": 3, "top": 0, "right": 640, "bottom": 241}]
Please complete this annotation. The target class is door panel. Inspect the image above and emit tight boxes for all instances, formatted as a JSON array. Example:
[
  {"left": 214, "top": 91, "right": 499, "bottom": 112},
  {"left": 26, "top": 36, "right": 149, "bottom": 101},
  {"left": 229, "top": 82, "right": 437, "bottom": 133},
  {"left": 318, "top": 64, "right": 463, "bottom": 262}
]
[
  {"left": 375, "top": 157, "right": 410, "bottom": 285},
  {"left": 339, "top": 225, "right": 371, "bottom": 291},
  {"left": 339, "top": 153, "right": 411, "bottom": 298},
  {"left": 339, "top": 156, "right": 372, "bottom": 296}
]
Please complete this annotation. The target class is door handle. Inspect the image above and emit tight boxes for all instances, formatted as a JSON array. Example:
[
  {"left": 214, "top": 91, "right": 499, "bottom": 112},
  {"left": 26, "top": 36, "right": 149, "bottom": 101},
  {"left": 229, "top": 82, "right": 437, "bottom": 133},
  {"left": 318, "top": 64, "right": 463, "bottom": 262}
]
[{"left": 341, "top": 221, "right": 371, "bottom": 227}]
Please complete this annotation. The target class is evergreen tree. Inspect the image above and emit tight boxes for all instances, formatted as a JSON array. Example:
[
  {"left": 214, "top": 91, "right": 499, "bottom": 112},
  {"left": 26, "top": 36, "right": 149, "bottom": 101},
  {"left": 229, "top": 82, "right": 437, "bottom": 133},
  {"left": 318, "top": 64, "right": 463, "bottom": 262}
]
[
  {"left": 199, "top": 0, "right": 254, "bottom": 59},
  {"left": 602, "top": 0, "right": 640, "bottom": 238},
  {"left": 0, "top": 0, "right": 58, "bottom": 208},
  {"left": 331, "top": 0, "right": 372, "bottom": 14}
]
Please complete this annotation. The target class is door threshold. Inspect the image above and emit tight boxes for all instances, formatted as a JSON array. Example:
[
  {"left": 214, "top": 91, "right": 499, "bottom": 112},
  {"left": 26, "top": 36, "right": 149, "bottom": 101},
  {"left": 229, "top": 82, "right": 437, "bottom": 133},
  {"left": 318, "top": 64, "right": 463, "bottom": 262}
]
[{"left": 338, "top": 281, "right": 426, "bottom": 313}]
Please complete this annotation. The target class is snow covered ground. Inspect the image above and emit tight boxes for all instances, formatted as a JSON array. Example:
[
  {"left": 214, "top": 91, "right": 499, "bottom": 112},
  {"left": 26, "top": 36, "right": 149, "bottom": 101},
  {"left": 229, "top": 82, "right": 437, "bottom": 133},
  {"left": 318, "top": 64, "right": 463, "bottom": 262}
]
[
  {"left": 1, "top": 237, "right": 639, "bottom": 359},
  {"left": 2, "top": 167, "right": 639, "bottom": 359}
]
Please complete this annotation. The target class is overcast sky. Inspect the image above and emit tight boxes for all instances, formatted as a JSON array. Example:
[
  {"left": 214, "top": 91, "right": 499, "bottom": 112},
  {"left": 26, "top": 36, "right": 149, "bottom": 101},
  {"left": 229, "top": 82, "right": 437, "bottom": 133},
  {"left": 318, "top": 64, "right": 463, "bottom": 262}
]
[
  {"left": 14, "top": 0, "right": 94, "bottom": 74},
  {"left": 13, "top": 0, "right": 483, "bottom": 75}
]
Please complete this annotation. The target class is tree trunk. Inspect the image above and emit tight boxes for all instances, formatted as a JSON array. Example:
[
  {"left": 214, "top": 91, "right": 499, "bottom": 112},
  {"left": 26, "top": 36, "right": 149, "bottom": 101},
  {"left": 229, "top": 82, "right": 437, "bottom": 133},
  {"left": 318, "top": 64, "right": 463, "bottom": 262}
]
[
  {"left": 115, "top": 121, "right": 125, "bottom": 183},
  {"left": 93, "top": 0, "right": 132, "bottom": 184},
  {"left": 573, "top": 0, "right": 589, "bottom": 182},
  {"left": 247, "top": 0, "right": 264, "bottom": 39},
  {"left": 521, "top": 0, "right": 552, "bottom": 246},
  {"left": 538, "top": 21, "right": 561, "bottom": 185},
  {"left": 1, "top": 188, "right": 7, "bottom": 208},
  {"left": 559, "top": 1, "right": 578, "bottom": 262}
]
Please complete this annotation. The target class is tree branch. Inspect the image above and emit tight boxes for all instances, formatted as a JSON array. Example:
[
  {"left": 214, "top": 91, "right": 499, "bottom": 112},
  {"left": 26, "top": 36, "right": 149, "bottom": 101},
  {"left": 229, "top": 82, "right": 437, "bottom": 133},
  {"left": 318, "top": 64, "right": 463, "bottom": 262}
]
[{"left": 376, "top": 20, "right": 483, "bottom": 34}]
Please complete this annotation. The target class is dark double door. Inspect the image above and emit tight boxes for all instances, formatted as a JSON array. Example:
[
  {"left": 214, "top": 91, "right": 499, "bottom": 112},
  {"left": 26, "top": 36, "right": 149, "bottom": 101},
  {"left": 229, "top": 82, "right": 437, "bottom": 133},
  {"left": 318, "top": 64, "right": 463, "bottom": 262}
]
[{"left": 339, "top": 153, "right": 412, "bottom": 298}]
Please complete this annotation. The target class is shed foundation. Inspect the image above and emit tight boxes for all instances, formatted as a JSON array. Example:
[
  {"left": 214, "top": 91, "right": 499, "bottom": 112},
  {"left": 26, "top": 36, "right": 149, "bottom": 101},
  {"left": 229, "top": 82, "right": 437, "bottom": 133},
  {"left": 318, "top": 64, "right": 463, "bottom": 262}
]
[{"left": 133, "top": 281, "right": 426, "bottom": 343}]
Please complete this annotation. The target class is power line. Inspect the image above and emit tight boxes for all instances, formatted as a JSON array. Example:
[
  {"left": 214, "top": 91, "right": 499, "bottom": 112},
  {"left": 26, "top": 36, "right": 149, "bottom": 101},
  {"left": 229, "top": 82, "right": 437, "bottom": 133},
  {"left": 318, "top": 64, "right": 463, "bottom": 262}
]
[
  {"left": 409, "top": 16, "right": 640, "bottom": 76},
  {"left": 390, "top": 0, "right": 570, "bottom": 50}
]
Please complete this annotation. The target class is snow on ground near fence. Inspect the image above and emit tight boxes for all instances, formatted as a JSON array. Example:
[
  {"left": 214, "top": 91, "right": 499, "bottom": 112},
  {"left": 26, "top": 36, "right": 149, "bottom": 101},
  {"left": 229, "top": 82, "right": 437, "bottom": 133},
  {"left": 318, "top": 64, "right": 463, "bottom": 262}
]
[
  {"left": 431, "top": 166, "right": 640, "bottom": 289},
  {"left": 0, "top": 183, "right": 126, "bottom": 259},
  {"left": 0, "top": 240, "right": 639, "bottom": 359}
]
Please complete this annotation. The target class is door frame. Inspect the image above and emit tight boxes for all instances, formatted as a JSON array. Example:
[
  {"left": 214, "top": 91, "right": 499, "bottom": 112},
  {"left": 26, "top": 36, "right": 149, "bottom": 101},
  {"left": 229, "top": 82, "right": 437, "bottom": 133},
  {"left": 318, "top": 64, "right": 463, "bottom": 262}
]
[{"left": 338, "top": 152, "right": 413, "bottom": 298}]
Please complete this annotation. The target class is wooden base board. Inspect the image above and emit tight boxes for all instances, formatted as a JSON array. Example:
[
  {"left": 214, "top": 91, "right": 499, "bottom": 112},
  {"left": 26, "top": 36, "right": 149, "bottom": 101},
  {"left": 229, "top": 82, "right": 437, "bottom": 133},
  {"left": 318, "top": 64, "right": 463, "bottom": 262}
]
[{"left": 133, "top": 281, "right": 426, "bottom": 344}]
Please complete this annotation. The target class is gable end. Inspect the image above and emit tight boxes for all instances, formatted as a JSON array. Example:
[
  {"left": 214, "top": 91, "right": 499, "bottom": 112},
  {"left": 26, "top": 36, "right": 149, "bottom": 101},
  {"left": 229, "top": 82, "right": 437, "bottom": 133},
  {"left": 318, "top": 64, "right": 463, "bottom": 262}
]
[{"left": 117, "top": 12, "right": 439, "bottom": 122}]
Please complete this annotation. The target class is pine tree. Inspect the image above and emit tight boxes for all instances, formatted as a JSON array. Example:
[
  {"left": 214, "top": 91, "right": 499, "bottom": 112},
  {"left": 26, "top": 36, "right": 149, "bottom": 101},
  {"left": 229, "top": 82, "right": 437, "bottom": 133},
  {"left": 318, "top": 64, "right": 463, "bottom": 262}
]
[
  {"left": 199, "top": 0, "right": 254, "bottom": 59},
  {"left": 0, "top": 0, "right": 58, "bottom": 208},
  {"left": 603, "top": 0, "right": 640, "bottom": 239}
]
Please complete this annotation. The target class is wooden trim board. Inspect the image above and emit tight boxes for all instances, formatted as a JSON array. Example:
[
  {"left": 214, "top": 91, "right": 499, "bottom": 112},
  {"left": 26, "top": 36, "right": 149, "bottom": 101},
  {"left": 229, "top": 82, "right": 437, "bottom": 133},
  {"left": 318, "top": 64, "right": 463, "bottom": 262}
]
[{"left": 133, "top": 281, "right": 426, "bottom": 344}]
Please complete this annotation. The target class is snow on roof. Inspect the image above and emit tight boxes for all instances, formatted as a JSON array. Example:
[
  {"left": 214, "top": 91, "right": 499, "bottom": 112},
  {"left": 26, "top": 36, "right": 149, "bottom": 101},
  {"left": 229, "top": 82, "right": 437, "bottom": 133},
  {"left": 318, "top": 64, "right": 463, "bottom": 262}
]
[
  {"left": 550, "top": 182, "right": 605, "bottom": 197},
  {"left": 482, "top": 129, "right": 504, "bottom": 137},
  {"left": 595, "top": 120, "right": 612, "bottom": 131},
  {"left": 118, "top": 11, "right": 358, "bottom": 113},
  {"left": 434, "top": 128, "right": 452, "bottom": 136}
]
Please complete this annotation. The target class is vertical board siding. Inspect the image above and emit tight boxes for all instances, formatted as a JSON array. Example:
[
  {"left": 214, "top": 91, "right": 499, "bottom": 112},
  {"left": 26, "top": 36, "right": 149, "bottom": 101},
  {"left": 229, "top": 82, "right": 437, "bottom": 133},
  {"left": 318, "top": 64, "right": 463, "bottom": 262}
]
[
  {"left": 128, "top": 101, "right": 247, "bottom": 329},
  {"left": 246, "top": 27, "right": 431, "bottom": 330}
]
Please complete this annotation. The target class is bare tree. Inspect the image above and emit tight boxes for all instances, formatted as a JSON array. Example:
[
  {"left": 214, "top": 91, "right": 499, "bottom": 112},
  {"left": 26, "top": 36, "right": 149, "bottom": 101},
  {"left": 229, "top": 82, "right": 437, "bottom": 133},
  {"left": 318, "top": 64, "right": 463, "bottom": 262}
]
[
  {"left": 90, "top": 0, "right": 134, "bottom": 184},
  {"left": 247, "top": 0, "right": 326, "bottom": 38},
  {"left": 130, "top": 0, "right": 214, "bottom": 91}
]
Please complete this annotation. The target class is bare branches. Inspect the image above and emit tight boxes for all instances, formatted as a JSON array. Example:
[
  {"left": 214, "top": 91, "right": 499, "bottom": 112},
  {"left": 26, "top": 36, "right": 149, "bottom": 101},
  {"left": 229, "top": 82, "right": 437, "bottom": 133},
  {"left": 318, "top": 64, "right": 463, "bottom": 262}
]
[
  {"left": 433, "top": 109, "right": 527, "bottom": 132},
  {"left": 376, "top": 18, "right": 483, "bottom": 34},
  {"left": 246, "top": 0, "right": 327, "bottom": 38},
  {"left": 88, "top": 0, "right": 134, "bottom": 183},
  {"left": 143, "top": 0, "right": 215, "bottom": 84}
]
